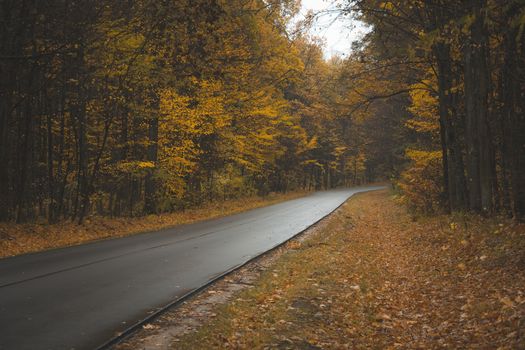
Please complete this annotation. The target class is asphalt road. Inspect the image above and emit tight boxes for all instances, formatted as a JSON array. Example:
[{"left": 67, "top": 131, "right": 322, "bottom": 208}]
[{"left": 0, "top": 186, "right": 383, "bottom": 350}]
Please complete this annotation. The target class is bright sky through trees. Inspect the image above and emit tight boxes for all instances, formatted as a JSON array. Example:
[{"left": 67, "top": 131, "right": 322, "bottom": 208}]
[{"left": 298, "top": 0, "right": 369, "bottom": 59}]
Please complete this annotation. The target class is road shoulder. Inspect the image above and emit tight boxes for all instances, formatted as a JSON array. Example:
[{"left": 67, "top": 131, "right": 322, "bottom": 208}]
[
  {"left": 115, "top": 189, "right": 525, "bottom": 349},
  {"left": 0, "top": 191, "right": 307, "bottom": 258}
]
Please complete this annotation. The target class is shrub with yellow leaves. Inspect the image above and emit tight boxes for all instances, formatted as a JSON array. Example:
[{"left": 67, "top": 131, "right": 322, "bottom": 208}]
[{"left": 398, "top": 149, "right": 443, "bottom": 214}]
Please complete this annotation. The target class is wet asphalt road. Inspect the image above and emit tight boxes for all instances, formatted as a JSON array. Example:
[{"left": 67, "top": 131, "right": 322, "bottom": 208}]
[{"left": 0, "top": 186, "right": 383, "bottom": 350}]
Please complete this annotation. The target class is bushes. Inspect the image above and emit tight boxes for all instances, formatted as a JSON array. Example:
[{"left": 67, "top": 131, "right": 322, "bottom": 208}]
[{"left": 398, "top": 149, "right": 443, "bottom": 214}]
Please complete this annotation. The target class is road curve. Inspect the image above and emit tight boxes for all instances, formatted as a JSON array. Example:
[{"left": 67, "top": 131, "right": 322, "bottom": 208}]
[{"left": 0, "top": 186, "right": 384, "bottom": 350}]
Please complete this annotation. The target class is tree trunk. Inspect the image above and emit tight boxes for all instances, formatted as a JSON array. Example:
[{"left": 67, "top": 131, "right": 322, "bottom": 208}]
[
  {"left": 464, "top": 0, "right": 493, "bottom": 213},
  {"left": 434, "top": 42, "right": 468, "bottom": 211},
  {"left": 502, "top": 15, "right": 525, "bottom": 220},
  {"left": 144, "top": 115, "right": 158, "bottom": 214}
]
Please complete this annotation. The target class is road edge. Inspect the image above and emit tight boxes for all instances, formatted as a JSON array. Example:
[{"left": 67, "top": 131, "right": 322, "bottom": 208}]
[{"left": 96, "top": 187, "right": 385, "bottom": 350}]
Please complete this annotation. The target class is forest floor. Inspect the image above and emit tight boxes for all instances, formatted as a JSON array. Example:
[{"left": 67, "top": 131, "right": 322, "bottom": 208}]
[
  {"left": 115, "top": 189, "right": 525, "bottom": 350},
  {"left": 0, "top": 191, "right": 307, "bottom": 258}
]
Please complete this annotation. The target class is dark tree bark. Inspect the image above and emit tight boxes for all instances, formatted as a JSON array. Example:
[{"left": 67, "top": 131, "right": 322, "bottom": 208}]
[
  {"left": 502, "top": 8, "right": 525, "bottom": 220},
  {"left": 463, "top": 0, "right": 494, "bottom": 213},
  {"left": 144, "top": 115, "right": 158, "bottom": 214},
  {"left": 433, "top": 42, "right": 468, "bottom": 211}
]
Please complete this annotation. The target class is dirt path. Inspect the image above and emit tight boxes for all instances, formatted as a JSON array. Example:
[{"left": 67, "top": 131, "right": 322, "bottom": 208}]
[{"left": 116, "top": 189, "right": 525, "bottom": 349}]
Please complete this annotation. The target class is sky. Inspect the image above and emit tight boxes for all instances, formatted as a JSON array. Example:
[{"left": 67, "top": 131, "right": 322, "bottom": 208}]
[{"left": 297, "top": 0, "right": 369, "bottom": 59}]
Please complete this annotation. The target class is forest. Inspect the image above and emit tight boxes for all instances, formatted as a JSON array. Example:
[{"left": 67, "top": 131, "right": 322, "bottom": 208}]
[
  {"left": 2, "top": 2, "right": 525, "bottom": 349},
  {"left": 0, "top": 0, "right": 524, "bottom": 225},
  {"left": 351, "top": 0, "right": 525, "bottom": 221},
  {"left": 0, "top": 0, "right": 394, "bottom": 225}
]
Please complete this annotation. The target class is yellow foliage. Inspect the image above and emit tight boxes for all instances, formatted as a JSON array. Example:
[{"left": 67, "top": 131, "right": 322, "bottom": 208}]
[
  {"left": 399, "top": 69, "right": 443, "bottom": 212},
  {"left": 398, "top": 149, "right": 443, "bottom": 214},
  {"left": 407, "top": 76, "right": 439, "bottom": 137},
  {"left": 158, "top": 79, "right": 231, "bottom": 198}
]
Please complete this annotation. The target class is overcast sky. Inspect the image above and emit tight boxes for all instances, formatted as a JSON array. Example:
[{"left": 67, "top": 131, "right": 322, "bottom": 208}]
[{"left": 298, "top": 0, "right": 369, "bottom": 59}]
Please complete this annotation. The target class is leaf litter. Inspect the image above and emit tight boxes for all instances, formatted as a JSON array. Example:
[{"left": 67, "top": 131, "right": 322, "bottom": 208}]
[{"left": 115, "top": 189, "right": 525, "bottom": 349}]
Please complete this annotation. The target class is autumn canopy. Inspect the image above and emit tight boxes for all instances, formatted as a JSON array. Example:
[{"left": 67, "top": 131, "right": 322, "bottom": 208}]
[{"left": 0, "top": 0, "right": 524, "bottom": 223}]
